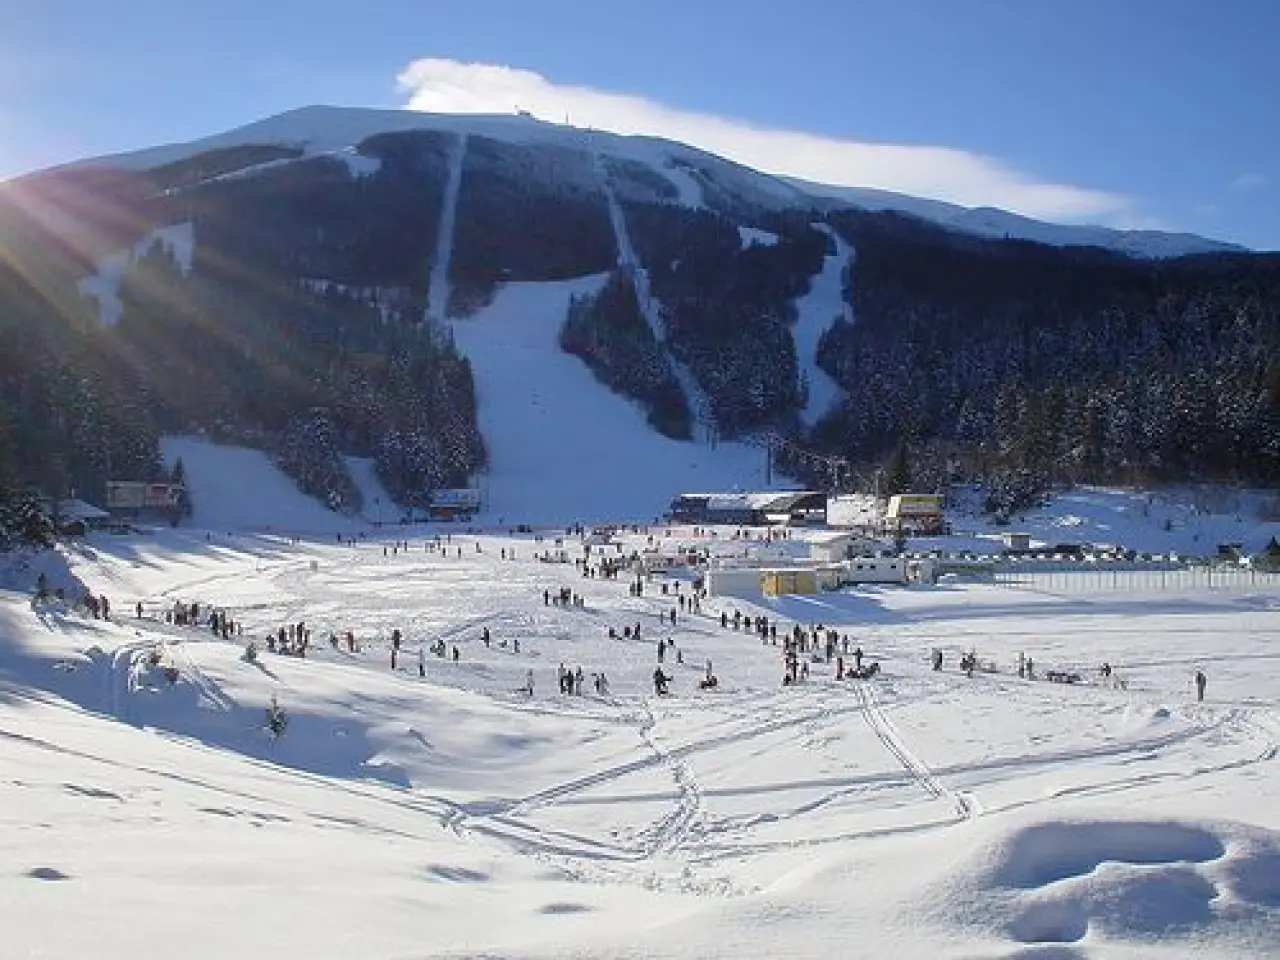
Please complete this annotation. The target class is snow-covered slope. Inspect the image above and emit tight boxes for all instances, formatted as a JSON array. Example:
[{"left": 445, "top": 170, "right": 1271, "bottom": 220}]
[
  {"left": 77, "top": 221, "right": 194, "bottom": 325},
  {"left": 939, "top": 485, "right": 1280, "bottom": 557},
  {"left": 788, "top": 177, "right": 1245, "bottom": 258},
  {"left": 162, "top": 435, "right": 367, "bottom": 535},
  {"left": 449, "top": 276, "right": 794, "bottom": 524},
  {"left": 792, "top": 224, "right": 853, "bottom": 426},
  {"left": 76, "top": 105, "right": 1240, "bottom": 258}
]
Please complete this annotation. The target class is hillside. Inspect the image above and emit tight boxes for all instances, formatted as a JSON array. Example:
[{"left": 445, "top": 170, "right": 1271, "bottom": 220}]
[{"left": 0, "top": 105, "right": 1276, "bottom": 534}]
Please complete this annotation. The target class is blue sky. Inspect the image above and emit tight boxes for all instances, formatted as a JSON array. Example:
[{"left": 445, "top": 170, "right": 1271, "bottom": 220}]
[{"left": 2, "top": 0, "right": 1276, "bottom": 248}]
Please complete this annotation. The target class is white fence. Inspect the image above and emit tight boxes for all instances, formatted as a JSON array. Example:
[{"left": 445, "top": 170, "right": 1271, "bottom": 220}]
[{"left": 991, "top": 565, "right": 1280, "bottom": 593}]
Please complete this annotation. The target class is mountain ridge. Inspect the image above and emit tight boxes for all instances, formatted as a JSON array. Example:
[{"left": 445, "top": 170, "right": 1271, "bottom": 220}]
[{"left": 59, "top": 104, "right": 1241, "bottom": 259}]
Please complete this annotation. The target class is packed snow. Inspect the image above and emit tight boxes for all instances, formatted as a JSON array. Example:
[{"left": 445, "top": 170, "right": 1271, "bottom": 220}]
[
  {"left": 76, "top": 221, "right": 195, "bottom": 325},
  {"left": 1, "top": 486, "right": 1276, "bottom": 959},
  {"left": 792, "top": 224, "right": 853, "bottom": 426}
]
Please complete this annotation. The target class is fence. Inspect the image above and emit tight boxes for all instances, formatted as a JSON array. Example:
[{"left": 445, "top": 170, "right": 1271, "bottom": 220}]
[{"left": 990, "top": 564, "right": 1280, "bottom": 594}]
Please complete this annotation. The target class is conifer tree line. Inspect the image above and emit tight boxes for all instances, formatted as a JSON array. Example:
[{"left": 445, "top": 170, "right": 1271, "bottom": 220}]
[
  {"left": 615, "top": 203, "right": 828, "bottom": 434},
  {"left": 560, "top": 272, "right": 692, "bottom": 439},
  {"left": 803, "top": 211, "right": 1280, "bottom": 511}
]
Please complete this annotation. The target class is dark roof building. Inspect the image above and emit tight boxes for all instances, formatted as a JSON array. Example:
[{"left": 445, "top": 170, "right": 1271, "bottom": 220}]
[{"left": 668, "top": 491, "right": 826, "bottom": 526}]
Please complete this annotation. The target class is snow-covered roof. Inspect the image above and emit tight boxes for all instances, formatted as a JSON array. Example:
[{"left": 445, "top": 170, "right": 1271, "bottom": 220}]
[
  {"left": 56, "top": 498, "right": 110, "bottom": 521},
  {"left": 807, "top": 530, "right": 858, "bottom": 545},
  {"left": 704, "top": 492, "right": 792, "bottom": 511}
]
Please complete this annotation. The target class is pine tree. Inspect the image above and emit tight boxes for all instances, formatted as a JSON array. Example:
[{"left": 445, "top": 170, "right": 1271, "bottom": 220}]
[{"left": 883, "top": 443, "right": 912, "bottom": 496}]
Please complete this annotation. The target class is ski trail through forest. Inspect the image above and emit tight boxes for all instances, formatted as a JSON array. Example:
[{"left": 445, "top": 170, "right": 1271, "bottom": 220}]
[
  {"left": 593, "top": 142, "right": 717, "bottom": 441},
  {"left": 427, "top": 132, "right": 468, "bottom": 323}
]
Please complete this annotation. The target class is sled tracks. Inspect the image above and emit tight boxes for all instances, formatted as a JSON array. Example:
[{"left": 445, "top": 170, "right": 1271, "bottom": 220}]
[{"left": 852, "top": 682, "right": 978, "bottom": 820}]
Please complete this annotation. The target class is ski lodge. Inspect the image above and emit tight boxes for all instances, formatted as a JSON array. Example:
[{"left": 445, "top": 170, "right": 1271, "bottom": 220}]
[
  {"left": 882, "top": 494, "right": 948, "bottom": 536},
  {"left": 426, "top": 488, "right": 481, "bottom": 521},
  {"left": 667, "top": 491, "right": 827, "bottom": 526},
  {"left": 703, "top": 554, "right": 933, "bottom": 599}
]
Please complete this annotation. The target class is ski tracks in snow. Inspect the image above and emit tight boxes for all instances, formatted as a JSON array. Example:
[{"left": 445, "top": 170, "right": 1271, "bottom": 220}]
[{"left": 852, "top": 680, "right": 979, "bottom": 820}]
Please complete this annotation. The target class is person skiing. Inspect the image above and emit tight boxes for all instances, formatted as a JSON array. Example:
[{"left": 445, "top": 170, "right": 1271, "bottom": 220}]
[
  {"left": 418, "top": 646, "right": 426, "bottom": 678},
  {"left": 1195, "top": 670, "right": 1207, "bottom": 702}
]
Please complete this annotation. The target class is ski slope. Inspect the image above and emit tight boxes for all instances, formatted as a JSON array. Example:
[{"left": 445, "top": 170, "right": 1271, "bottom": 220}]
[
  {"left": 426, "top": 131, "right": 467, "bottom": 322},
  {"left": 792, "top": 224, "right": 853, "bottom": 426},
  {"left": 1, "top": 521, "right": 1277, "bottom": 959},
  {"left": 449, "top": 277, "right": 793, "bottom": 524}
]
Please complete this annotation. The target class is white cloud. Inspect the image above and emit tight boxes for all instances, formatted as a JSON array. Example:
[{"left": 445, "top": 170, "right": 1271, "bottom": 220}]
[
  {"left": 397, "top": 58, "right": 1133, "bottom": 224},
  {"left": 1230, "top": 172, "right": 1268, "bottom": 192}
]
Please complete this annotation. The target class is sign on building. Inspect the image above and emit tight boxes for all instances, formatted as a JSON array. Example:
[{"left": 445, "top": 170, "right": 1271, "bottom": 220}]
[{"left": 107, "top": 481, "right": 183, "bottom": 510}]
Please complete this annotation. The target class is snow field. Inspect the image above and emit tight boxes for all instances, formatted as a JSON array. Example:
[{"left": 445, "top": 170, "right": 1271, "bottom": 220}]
[{"left": 1, "top": 519, "right": 1276, "bottom": 958}]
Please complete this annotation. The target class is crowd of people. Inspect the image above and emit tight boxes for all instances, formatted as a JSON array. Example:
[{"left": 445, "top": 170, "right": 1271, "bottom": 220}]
[{"left": 99, "top": 524, "right": 1214, "bottom": 708}]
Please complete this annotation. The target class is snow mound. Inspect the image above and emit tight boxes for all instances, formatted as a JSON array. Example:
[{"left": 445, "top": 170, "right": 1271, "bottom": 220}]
[{"left": 930, "top": 816, "right": 1280, "bottom": 950}]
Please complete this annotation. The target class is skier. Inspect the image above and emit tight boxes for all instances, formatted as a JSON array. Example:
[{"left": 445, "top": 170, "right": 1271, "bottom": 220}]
[
  {"left": 653, "top": 667, "right": 670, "bottom": 696},
  {"left": 1195, "top": 670, "right": 1207, "bottom": 702},
  {"left": 418, "top": 646, "right": 426, "bottom": 678}
]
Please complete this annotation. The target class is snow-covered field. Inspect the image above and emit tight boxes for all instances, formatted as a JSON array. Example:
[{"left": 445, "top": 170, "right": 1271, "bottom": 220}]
[{"left": 2, "top": 502, "right": 1277, "bottom": 958}]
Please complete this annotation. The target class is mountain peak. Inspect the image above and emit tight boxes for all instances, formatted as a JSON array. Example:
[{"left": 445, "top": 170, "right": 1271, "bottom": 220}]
[{"left": 64, "top": 104, "right": 1242, "bottom": 259}]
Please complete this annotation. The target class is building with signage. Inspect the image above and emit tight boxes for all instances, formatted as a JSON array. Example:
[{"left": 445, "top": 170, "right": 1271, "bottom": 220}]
[
  {"left": 883, "top": 494, "right": 948, "bottom": 535},
  {"left": 427, "top": 488, "right": 482, "bottom": 521},
  {"left": 667, "top": 491, "right": 827, "bottom": 526}
]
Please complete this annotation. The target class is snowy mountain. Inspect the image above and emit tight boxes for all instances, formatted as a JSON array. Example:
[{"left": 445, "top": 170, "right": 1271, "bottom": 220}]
[
  {"left": 1, "top": 104, "right": 1276, "bottom": 530},
  {"left": 787, "top": 176, "right": 1246, "bottom": 258},
  {"left": 85, "top": 104, "right": 1237, "bottom": 258}
]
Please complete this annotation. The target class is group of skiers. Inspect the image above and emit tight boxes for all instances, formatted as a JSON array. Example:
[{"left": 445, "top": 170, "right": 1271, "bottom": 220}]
[{"left": 557, "top": 663, "right": 610, "bottom": 696}]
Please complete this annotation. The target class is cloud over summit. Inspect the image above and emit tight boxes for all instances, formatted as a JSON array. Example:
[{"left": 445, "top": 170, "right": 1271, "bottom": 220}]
[{"left": 397, "top": 58, "right": 1133, "bottom": 224}]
